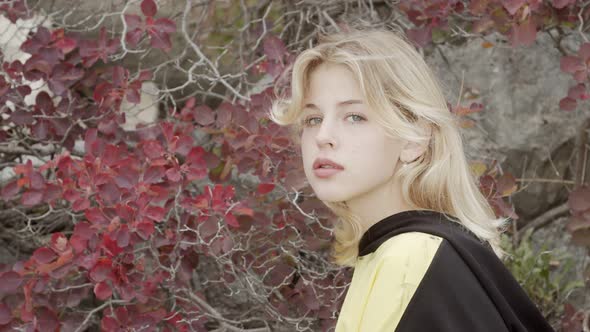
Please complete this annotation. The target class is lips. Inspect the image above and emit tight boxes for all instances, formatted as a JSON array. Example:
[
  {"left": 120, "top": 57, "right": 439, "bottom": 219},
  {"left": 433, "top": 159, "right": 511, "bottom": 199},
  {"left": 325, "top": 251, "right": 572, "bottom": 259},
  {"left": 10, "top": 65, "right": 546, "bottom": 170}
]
[{"left": 313, "top": 157, "right": 344, "bottom": 170}]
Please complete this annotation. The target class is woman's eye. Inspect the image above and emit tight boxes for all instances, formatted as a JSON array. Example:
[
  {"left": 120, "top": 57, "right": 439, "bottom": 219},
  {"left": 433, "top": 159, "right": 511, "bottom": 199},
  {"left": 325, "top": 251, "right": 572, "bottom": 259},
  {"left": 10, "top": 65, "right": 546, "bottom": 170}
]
[
  {"left": 347, "top": 114, "right": 365, "bottom": 123},
  {"left": 303, "top": 113, "right": 365, "bottom": 127},
  {"left": 303, "top": 117, "right": 321, "bottom": 126}
]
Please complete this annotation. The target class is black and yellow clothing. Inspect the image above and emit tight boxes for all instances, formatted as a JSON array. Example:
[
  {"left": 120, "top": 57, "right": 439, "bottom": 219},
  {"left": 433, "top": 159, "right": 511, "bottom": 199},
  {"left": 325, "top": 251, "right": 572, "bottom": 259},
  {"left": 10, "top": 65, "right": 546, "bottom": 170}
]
[{"left": 334, "top": 209, "right": 555, "bottom": 332}]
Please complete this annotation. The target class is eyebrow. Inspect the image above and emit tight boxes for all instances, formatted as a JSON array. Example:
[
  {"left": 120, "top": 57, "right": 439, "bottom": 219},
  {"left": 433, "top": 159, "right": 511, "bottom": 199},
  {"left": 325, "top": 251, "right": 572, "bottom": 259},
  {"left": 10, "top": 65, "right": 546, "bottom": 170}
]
[{"left": 303, "top": 99, "right": 364, "bottom": 111}]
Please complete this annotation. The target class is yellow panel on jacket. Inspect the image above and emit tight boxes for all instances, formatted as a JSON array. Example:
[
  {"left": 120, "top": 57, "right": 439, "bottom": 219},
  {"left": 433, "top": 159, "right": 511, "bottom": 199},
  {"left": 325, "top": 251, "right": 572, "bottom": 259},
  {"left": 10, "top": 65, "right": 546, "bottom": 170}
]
[{"left": 334, "top": 231, "right": 443, "bottom": 332}]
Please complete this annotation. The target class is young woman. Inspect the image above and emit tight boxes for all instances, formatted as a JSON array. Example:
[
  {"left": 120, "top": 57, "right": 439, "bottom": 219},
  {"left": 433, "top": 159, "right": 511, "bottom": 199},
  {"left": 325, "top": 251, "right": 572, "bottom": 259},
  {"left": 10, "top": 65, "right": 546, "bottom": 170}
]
[{"left": 268, "top": 28, "right": 555, "bottom": 332}]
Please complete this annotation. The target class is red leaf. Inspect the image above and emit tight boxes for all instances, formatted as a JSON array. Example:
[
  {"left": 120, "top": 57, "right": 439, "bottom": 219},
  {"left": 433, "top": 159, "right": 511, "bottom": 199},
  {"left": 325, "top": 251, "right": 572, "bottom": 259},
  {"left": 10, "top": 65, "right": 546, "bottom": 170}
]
[
  {"left": 148, "top": 29, "right": 172, "bottom": 52},
  {"left": 257, "top": 183, "right": 275, "bottom": 195},
  {"left": 573, "top": 69, "right": 588, "bottom": 83},
  {"left": 136, "top": 220, "right": 155, "bottom": 240},
  {"left": 51, "top": 62, "right": 83, "bottom": 81},
  {"left": 186, "top": 165, "right": 207, "bottom": 181},
  {"left": 166, "top": 167, "right": 182, "bottom": 182},
  {"left": 93, "top": 81, "right": 112, "bottom": 104},
  {"left": 502, "top": 0, "right": 526, "bottom": 15},
  {"left": 32, "top": 120, "right": 49, "bottom": 140},
  {"left": 142, "top": 140, "right": 165, "bottom": 159},
  {"left": 578, "top": 43, "right": 590, "bottom": 62},
  {"left": 16, "top": 84, "right": 32, "bottom": 97},
  {"left": 85, "top": 207, "right": 109, "bottom": 225},
  {"left": 0, "top": 303, "right": 11, "bottom": 325},
  {"left": 171, "top": 134, "right": 193, "bottom": 156},
  {"left": 126, "top": 28, "right": 144, "bottom": 47},
  {"left": 145, "top": 206, "right": 166, "bottom": 222},
  {"left": 10, "top": 109, "right": 34, "bottom": 125},
  {"left": 138, "top": 69, "right": 152, "bottom": 81},
  {"left": 126, "top": 88, "right": 141, "bottom": 104},
  {"left": 186, "top": 146, "right": 206, "bottom": 164},
  {"left": 20, "top": 26, "right": 50, "bottom": 54},
  {"left": 34, "top": 306, "right": 59, "bottom": 332},
  {"left": 14, "top": 160, "right": 33, "bottom": 175},
  {"left": 568, "top": 185, "right": 590, "bottom": 212},
  {"left": 115, "top": 224, "right": 130, "bottom": 248},
  {"left": 112, "top": 66, "right": 128, "bottom": 86},
  {"left": 568, "top": 84, "right": 588, "bottom": 100},
  {"left": 102, "top": 233, "right": 123, "bottom": 257},
  {"left": 101, "top": 316, "right": 119, "bottom": 330},
  {"left": 559, "top": 97, "right": 577, "bottom": 111},
  {"left": 143, "top": 166, "right": 166, "bottom": 183},
  {"left": 509, "top": 17, "right": 537, "bottom": 47},
  {"left": 153, "top": 18, "right": 176, "bottom": 33},
  {"left": 70, "top": 234, "right": 88, "bottom": 255},
  {"left": 94, "top": 281, "right": 112, "bottom": 300},
  {"left": 22, "top": 190, "right": 43, "bottom": 206},
  {"left": 29, "top": 172, "right": 47, "bottom": 190},
  {"left": 194, "top": 105, "right": 215, "bottom": 126},
  {"left": 51, "top": 232, "right": 69, "bottom": 253},
  {"left": 233, "top": 204, "right": 254, "bottom": 217},
  {"left": 1, "top": 179, "right": 20, "bottom": 200},
  {"left": 36, "top": 248, "right": 73, "bottom": 275},
  {"left": 0, "top": 271, "right": 23, "bottom": 296},
  {"left": 72, "top": 197, "right": 90, "bottom": 212},
  {"left": 33, "top": 247, "right": 57, "bottom": 264},
  {"left": 224, "top": 212, "right": 240, "bottom": 228},
  {"left": 160, "top": 121, "right": 175, "bottom": 142},
  {"left": 89, "top": 258, "right": 114, "bottom": 282},
  {"left": 54, "top": 36, "right": 77, "bottom": 55},
  {"left": 97, "top": 182, "right": 121, "bottom": 205},
  {"left": 74, "top": 222, "right": 93, "bottom": 239},
  {"left": 23, "top": 55, "right": 51, "bottom": 80},
  {"left": 560, "top": 56, "right": 584, "bottom": 73},
  {"left": 406, "top": 26, "right": 433, "bottom": 48},
  {"left": 220, "top": 102, "right": 237, "bottom": 125},
  {"left": 141, "top": 0, "right": 157, "bottom": 17},
  {"left": 114, "top": 307, "right": 129, "bottom": 324}
]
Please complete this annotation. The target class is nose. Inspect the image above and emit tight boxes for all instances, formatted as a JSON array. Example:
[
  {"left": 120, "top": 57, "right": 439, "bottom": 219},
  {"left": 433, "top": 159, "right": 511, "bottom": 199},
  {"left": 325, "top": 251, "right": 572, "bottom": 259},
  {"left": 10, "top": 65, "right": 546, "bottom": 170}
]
[{"left": 315, "top": 117, "right": 337, "bottom": 149}]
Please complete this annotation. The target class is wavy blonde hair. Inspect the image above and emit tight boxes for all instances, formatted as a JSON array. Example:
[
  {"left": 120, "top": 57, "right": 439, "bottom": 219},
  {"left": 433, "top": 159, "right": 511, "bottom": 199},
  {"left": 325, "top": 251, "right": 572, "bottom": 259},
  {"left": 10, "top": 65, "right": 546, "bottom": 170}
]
[{"left": 267, "top": 27, "right": 510, "bottom": 268}]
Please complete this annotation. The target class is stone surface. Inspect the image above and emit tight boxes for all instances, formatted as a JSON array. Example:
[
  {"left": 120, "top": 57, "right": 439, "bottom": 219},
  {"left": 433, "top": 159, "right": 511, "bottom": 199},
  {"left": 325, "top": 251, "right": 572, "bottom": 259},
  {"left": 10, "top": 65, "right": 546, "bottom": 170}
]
[{"left": 427, "top": 32, "right": 588, "bottom": 221}]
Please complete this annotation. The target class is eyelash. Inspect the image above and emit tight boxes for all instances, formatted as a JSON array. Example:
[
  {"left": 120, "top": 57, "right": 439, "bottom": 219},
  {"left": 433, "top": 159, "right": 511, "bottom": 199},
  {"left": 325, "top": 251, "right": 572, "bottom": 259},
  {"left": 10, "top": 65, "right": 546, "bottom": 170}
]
[{"left": 302, "top": 113, "right": 366, "bottom": 127}]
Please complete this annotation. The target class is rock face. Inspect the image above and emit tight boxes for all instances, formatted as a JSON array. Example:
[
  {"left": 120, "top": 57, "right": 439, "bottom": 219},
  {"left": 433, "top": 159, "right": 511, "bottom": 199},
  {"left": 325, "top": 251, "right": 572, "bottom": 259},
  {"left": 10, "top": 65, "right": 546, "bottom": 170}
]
[{"left": 426, "top": 31, "right": 586, "bottom": 222}]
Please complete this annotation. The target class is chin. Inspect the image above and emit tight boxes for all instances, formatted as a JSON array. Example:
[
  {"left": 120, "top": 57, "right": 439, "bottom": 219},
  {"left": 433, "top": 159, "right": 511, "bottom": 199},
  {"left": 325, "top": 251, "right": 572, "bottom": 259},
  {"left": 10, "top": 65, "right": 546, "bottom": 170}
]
[{"left": 311, "top": 188, "right": 352, "bottom": 203}]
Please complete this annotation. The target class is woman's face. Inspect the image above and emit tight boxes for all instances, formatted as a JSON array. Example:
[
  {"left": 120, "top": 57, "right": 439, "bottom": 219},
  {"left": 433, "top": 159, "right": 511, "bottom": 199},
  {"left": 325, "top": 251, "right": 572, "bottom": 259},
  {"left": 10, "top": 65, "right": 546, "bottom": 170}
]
[{"left": 300, "top": 62, "right": 405, "bottom": 206}]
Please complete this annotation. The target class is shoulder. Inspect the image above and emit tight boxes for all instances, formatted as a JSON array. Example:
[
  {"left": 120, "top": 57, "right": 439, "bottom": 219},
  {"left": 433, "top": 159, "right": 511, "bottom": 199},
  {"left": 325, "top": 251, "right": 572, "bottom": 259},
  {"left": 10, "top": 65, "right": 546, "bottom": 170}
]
[
  {"left": 353, "top": 233, "right": 446, "bottom": 331},
  {"left": 393, "top": 237, "right": 509, "bottom": 331},
  {"left": 376, "top": 231, "right": 444, "bottom": 262},
  {"left": 367, "top": 232, "right": 445, "bottom": 289}
]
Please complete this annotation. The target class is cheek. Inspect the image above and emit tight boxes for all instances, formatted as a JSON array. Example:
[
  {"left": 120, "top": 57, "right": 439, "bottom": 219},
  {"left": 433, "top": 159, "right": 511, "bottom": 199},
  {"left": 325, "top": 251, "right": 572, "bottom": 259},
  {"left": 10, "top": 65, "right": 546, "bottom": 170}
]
[{"left": 300, "top": 134, "right": 315, "bottom": 163}]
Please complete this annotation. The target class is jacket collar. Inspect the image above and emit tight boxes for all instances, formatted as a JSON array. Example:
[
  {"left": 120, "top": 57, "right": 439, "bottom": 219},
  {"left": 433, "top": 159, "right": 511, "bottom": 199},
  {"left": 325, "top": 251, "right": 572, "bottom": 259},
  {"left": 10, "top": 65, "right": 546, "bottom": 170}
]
[{"left": 358, "top": 209, "right": 458, "bottom": 257}]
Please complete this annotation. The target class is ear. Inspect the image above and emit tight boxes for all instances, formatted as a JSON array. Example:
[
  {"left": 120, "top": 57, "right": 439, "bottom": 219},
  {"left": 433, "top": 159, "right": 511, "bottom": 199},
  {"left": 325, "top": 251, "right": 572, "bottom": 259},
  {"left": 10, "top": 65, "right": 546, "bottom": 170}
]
[{"left": 400, "top": 122, "right": 432, "bottom": 163}]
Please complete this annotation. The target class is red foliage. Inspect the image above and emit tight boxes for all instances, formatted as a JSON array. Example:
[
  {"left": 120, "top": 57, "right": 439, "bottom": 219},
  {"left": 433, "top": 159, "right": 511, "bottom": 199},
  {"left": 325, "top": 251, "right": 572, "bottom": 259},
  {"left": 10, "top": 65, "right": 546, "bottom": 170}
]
[{"left": 0, "top": 0, "right": 587, "bottom": 330}]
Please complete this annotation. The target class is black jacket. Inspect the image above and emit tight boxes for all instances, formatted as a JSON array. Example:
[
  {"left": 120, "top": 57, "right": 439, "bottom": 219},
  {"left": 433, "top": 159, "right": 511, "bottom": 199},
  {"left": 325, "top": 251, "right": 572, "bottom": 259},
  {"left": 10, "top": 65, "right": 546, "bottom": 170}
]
[{"left": 357, "top": 209, "right": 556, "bottom": 332}]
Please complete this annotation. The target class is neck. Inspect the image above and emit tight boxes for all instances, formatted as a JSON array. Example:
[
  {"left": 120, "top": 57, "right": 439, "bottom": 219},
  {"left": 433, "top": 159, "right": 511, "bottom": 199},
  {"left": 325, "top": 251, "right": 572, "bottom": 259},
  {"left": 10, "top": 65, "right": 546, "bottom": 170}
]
[{"left": 344, "top": 176, "right": 414, "bottom": 234}]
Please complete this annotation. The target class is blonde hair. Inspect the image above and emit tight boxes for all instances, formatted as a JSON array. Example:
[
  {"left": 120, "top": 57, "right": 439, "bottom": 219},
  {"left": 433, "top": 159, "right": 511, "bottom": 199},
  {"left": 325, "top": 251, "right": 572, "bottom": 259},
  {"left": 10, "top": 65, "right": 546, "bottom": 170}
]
[{"left": 267, "top": 27, "right": 510, "bottom": 268}]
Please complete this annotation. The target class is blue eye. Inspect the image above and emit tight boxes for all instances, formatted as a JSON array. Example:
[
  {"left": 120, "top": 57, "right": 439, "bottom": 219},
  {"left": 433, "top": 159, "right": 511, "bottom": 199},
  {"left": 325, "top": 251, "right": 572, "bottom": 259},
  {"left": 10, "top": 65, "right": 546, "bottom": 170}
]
[
  {"left": 303, "top": 117, "right": 321, "bottom": 126},
  {"left": 347, "top": 114, "right": 365, "bottom": 123},
  {"left": 302, "top": 113, "right": 366, "bottom": 127}
]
